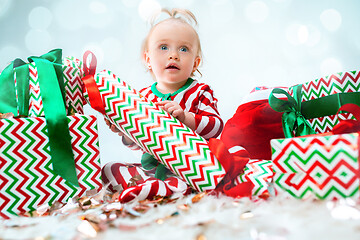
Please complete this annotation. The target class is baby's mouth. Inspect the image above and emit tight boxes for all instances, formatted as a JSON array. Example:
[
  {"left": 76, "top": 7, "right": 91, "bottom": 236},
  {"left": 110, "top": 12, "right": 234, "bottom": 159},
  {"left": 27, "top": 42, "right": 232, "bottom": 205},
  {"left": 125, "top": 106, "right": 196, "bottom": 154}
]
[{"left": 166, "top": 64, "right": 179, "bottom": 70}]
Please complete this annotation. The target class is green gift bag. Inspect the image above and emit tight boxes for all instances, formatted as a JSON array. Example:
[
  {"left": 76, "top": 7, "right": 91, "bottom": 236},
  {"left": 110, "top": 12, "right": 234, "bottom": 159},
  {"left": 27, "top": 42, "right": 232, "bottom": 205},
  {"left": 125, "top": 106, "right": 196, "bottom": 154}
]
[{"left": 0, "top": 49, "right": 79, "bottom": 187}]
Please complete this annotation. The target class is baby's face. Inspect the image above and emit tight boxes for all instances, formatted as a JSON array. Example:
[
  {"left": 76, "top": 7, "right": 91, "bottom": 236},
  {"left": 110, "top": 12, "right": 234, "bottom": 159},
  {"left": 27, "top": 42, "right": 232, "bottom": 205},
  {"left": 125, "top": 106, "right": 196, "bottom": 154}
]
[{"left": 145, "top": 19, "right": 201, "bottom": 90}]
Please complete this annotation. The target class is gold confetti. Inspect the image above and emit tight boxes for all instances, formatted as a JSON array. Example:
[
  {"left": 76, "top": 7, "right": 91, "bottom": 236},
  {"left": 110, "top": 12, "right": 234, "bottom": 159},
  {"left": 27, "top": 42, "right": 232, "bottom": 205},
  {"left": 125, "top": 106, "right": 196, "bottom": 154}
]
[
  {"left": 192, "top": 192, "right": 207, "bottom": 203},
  {"left": 196, "top": 233, "right": 207, "bottom": 240},
  {"left": 156, "top": 218, "right": 164, "bottom": 224},
  {"left": 177, "top": 204, "right": 190, "bottom": 211}
]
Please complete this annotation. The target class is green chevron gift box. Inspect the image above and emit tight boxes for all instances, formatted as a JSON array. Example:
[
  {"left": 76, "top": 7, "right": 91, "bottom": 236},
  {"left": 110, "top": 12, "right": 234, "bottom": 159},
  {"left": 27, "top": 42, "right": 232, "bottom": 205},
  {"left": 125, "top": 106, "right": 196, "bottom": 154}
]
[
  {"left": 271, "top": 132, "right": 360, "bottom": 200},
  {"left": 0, "top": 114, "right": 102, "bottom": 219},
  {"left": 270, "top": 71, "right": 360, "bottom": 137}
]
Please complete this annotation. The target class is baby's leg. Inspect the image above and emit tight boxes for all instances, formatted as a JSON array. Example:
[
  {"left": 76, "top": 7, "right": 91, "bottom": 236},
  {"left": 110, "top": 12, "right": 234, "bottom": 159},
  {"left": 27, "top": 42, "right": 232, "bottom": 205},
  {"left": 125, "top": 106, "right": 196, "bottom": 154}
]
[{"left": 101, "top": 162, "right": 151, "bottom": 193}]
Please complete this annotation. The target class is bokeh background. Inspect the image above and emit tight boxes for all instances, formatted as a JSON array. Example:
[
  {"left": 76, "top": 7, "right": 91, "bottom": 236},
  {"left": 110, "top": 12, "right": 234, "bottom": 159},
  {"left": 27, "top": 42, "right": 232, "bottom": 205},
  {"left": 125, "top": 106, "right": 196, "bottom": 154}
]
[{"left": 1, "top": 0, "right": 360, "bottom": 165}]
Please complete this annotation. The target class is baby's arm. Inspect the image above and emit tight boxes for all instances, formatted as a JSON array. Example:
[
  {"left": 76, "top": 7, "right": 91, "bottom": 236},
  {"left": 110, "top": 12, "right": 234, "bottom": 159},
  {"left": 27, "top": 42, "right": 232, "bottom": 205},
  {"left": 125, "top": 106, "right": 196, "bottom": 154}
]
[{"left": 192, "top": 86, "right": 223, "bottom": 139}]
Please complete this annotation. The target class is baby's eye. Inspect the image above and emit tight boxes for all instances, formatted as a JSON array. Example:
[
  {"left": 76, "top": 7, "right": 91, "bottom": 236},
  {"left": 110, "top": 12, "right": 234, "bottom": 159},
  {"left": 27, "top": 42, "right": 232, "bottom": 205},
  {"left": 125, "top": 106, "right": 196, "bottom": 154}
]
[
  {"left": 160, "top": 45, "right": 168, "bottom": 50},
  {"left": 179, "top": 46, "right": 188, "bottom": 52}
]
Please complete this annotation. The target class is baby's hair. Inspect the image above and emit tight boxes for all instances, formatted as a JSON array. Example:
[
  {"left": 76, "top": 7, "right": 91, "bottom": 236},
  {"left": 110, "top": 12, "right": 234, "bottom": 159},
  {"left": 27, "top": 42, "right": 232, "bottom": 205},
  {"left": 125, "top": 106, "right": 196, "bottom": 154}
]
[{"left": 141, "top": 8, "right": 203, "bottom": 77}]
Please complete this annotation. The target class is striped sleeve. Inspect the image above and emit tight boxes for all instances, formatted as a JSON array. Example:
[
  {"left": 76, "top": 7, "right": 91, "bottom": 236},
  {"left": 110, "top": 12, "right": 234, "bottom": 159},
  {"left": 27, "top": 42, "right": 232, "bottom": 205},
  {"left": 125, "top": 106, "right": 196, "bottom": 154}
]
[{"left": 191, "top": 84, "right": 223, "bottom": 139}]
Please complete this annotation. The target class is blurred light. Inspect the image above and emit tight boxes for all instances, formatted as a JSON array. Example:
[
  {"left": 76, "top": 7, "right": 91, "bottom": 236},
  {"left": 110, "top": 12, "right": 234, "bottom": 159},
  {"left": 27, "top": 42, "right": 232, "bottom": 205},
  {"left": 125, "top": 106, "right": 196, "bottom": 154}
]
[
  {"left": 28, "top": 6, "right": 53, "bottom": 30},
  {"left": 54, "top": 0, "right": 84, "bottom": 30},
  {"left": 87, "top": 1, "right": 114, "bottom": 28},
  {"left": 298, "top": 25, "right": 309, "bottom": 44},
  {"left": 171, "top": 0, "right": 194, "bottom": 7},
  {"left": 122, "top": 0, "right": 139, "bottom": 8},
  {"left": 286, "top": 23, "right": 309, "bottom": 45},
  {"left": 210, "top": 0, "right": 234, "bottom": 24},
  {"left": 245, "top": 1, "right": 269, "bottom": 23},
  {"left": 0, "top": 46, "right": 21, "bottom": 71},
  {"left": 272, "top": 0, "right": 291, "bottom": 2},
  {"left": 320, "top": 9, "right": 342, "bottom": 31},
  {"left": 25, "top": 29, "right": 52, "bottom": 54},
  {"left": 320, "top": 57, "right": 343, "bottom": 76},
  {"left": 305, "top": 25, "right": 321, "bottom": 47},
  {"left": 138, "top": 0, "right": 162, "bottom": 22},
  {"left": 0, "top": 0, "right": 11, "bottom": 17},
  {"left": 89, "top": 1, "right": 107, "bottom": 14}
]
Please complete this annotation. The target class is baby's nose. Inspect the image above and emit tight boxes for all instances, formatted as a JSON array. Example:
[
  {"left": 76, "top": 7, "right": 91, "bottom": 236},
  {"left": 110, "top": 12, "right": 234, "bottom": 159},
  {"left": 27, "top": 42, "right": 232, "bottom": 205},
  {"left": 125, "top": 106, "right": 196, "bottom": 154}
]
[{"left": 168, "top": 51, "right": 179, "bottom": 60}]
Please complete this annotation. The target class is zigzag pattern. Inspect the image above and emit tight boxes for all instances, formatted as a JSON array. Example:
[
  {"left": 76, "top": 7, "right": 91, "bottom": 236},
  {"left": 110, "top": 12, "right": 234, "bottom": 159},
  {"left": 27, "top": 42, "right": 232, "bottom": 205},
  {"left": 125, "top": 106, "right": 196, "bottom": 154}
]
[
  {"left": 93, "top": 70, "right": 225, "bottom": 192},
  {"left": 235, "top": 159, "right": 274, "bottom": 196},
  {"left": 28, "top": 62, "right": 44, "bottom": 117},
  {"left": 271, "top": 133, "right": 359, "bottom": 200},
  {"left": 0, "top": 115, "right": 101, "bottom": 219},
  {"left": 300, "top": 71, "right": 360, "bottom": 101},
  {"left": 62, "top": 56, "right": 85, "bottom": 114},
  {"left": 27, "top": 58, "right": 84, "bottom": 117},
  {"left": 307, "top": 112, "right": 355, "bottom": 133}
]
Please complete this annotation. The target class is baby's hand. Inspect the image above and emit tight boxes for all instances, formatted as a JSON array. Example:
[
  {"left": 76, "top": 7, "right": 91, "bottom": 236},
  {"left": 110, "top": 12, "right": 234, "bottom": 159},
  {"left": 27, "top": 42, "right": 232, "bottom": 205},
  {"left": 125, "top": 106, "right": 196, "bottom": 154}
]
[
  {"left": 156, "top": 101, "right": 185, "bottom": 123},
  {"left": 104, "top": 118, "right": 124, "bottom": 136}
]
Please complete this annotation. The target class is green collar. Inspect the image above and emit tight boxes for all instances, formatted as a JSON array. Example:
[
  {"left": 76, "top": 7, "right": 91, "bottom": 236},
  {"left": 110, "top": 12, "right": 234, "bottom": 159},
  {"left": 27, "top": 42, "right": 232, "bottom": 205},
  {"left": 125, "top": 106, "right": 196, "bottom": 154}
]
[{"left": 151, "top": 78, "right": 194, "bottom": 100}]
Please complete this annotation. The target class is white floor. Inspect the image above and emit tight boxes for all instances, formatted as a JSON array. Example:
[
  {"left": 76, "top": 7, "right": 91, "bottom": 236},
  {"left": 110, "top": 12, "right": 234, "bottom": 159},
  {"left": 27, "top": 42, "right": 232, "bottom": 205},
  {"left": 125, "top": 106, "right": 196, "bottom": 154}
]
[{"left": 1, "top": 193, "right": 360, "bottom": 240}]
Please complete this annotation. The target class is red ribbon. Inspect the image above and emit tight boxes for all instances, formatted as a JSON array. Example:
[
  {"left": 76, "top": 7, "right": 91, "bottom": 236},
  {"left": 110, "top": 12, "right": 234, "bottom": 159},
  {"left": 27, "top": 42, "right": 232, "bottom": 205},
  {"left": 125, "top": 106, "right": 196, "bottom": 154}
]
[
  {"left": 208, "top": 138, "right": 254, "bottom": 198},
  {"left": 82, "top": 51, "right": 106, "bottom": 115},
  {"left": 332, "top": 104, "right": 360, "bottom": 134}
]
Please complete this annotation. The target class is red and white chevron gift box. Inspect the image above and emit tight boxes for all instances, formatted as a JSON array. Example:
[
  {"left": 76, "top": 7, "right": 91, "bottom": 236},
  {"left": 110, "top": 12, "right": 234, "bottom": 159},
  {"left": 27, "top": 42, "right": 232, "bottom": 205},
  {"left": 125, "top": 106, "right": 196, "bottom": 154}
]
[
  {"left": 83, "top": 69, "right": 226, "bottom": 192},
  {"left": 0, "top": 115, "right": 102, "bottom": 219},
  {"left": 28, "top": 56, "right": 85, "bottom": 117},
  {"left": 271, "top": 132, "right": 360, "bottom": 200}
]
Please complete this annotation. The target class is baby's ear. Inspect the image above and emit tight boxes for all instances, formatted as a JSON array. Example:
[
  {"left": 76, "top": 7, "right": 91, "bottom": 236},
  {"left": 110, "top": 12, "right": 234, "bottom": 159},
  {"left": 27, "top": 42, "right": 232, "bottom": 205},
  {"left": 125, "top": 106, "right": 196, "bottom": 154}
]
[
  {"left": 143, "top": 51, "right": 151, "bottom": 69},
  {"left": 192, "top": 56, "right": 201, "bottom": 71}
]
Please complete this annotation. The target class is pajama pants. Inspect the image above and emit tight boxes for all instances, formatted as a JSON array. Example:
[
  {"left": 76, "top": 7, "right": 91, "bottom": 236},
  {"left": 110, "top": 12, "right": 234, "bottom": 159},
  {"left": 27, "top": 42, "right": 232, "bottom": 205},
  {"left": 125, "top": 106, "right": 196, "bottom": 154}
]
[{"left": 101, "top": 162, "right": 192, "bottom": 202}]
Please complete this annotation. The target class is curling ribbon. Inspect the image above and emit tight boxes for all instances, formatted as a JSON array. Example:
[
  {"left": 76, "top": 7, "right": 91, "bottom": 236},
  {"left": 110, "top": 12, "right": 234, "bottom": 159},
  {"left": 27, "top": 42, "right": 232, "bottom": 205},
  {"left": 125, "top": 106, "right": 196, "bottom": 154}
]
[
  {"left": 269, "top": 85, "right": 316, "bottom": 138},
  {"left": 82, "top": 51, "right": 106, "bottom": 115}
]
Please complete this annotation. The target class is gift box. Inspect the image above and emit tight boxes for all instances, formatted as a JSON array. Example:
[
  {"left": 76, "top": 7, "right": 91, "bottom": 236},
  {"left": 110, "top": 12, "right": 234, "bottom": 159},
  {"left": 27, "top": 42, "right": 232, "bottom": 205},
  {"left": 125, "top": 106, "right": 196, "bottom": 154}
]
[
  {"left": 235, "top": 159, "right": 274, "bottom": 197},
  {"left": 295, "top": 71, "right": 360, "bottom": 133},
  {"left": 0, "top": 114, "right": 102, "bottom": 219},
  {"left": 0, "top": 49, "right": 86, "bottom": 187},
  {"left": 271, "top": 132, "right": 360, "bottom": 200},
  {"left": 270, "top": 71, "right": 360, "bottom": 137}
]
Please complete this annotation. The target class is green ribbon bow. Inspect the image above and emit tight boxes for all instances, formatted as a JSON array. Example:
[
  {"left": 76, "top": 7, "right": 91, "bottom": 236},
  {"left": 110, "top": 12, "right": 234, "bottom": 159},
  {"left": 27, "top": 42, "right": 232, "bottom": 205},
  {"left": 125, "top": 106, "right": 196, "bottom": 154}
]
[
  {"left": 269, "top": 85, "right": 316, "bottom": 138},
  {"left": 0, "top": 49, "right": 79, "bottom": 187}
]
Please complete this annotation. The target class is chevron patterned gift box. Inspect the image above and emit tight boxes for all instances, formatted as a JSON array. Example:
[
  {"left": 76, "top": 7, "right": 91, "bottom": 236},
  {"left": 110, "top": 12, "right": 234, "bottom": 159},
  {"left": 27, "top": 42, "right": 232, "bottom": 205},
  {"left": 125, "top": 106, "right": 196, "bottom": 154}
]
[
  {"left": 289, "top": 70, "right": 360, "bottom": 133},
  {"left": 28, "top": 55, "right": 85, "bottom": 117},
  {"left": 83, "top": 69, "right": 226, "bottom": 192},
  {"left": 0, "top": 114, "right": 102, "bottom": 219},
  {"left": 271, "top": 133, "right": 360, "bottom": 200}
]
